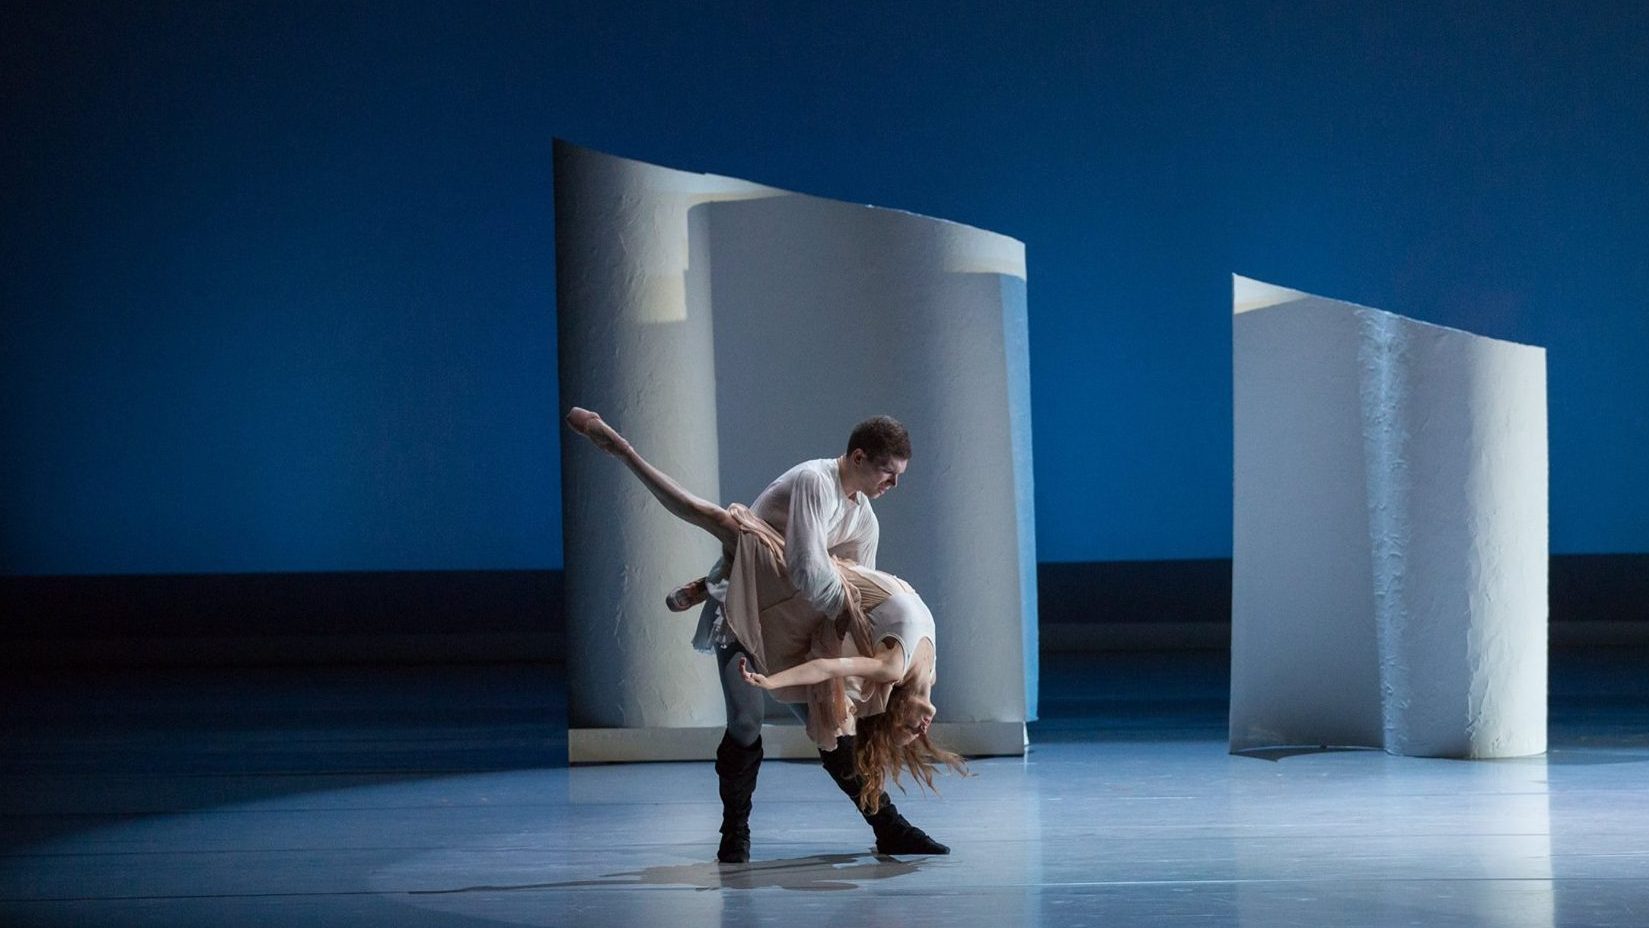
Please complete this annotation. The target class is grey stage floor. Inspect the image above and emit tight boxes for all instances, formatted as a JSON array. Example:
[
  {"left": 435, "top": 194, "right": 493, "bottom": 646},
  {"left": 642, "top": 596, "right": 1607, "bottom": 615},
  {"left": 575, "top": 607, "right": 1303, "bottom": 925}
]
[{"left": 3, "top": 650, "right": 1648, "bottom": 927}]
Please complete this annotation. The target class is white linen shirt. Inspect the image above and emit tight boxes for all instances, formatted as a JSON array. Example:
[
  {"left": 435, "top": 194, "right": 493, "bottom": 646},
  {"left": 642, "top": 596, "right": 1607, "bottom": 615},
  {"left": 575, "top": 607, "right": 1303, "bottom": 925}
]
[{"left": 749, "top": 458, "right": 879, "bottom": 619}]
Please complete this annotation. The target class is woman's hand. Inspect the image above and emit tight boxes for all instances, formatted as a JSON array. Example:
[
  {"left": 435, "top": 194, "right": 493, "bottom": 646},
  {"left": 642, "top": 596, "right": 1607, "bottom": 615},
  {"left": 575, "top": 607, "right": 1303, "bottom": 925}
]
[{"left": 738, "top": 656, "right": 776, "bottom": 690}]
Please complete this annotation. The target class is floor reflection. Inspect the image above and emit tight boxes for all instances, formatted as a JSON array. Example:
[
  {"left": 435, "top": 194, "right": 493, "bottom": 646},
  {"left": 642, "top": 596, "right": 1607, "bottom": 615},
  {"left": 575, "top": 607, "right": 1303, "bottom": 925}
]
[{"left": 6, "top": 654, "right": 1649, "bottom": 927}]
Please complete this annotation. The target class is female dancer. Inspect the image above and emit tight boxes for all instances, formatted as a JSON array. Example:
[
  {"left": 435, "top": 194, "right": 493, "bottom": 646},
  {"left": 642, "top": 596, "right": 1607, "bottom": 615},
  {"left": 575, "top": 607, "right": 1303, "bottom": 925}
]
[{"left": 565, "top": 407, "right": 966, "bottom": 858}]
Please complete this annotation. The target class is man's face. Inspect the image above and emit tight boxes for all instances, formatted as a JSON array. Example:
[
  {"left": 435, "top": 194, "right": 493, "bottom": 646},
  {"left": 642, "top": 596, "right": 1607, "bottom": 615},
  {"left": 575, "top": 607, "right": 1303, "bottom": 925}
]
[{"left": 858, "top": 453, "right": 907, "bottom": 499}]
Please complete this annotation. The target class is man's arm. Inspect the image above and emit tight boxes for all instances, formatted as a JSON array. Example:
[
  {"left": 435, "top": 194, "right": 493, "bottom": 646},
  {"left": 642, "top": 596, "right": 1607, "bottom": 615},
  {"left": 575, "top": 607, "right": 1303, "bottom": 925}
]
[{"left": 786, "top": 468, "right": 849, "bottom": 617}]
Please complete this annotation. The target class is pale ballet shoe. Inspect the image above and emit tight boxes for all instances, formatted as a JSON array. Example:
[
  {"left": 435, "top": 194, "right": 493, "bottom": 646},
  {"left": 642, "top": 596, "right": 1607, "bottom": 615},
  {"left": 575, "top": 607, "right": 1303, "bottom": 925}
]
[
  {"left": 566, "top": 407, "right": 630, "bottom": 456},
  {"left": 666, "top": 577, "right": 709, "bottom": 612}
]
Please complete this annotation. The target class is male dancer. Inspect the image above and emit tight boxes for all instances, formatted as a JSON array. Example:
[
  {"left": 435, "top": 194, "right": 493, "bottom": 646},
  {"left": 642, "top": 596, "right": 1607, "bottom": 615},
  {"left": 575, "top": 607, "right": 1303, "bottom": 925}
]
[{"left": 676, "top": 416, "right": 950, "bottom": 863}]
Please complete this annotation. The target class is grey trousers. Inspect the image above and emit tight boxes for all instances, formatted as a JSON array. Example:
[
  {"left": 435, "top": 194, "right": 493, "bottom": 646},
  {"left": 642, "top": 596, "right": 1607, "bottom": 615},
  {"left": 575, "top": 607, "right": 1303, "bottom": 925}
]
[{"left": 715, "top": 638, "right": 807, "bottom": 747}]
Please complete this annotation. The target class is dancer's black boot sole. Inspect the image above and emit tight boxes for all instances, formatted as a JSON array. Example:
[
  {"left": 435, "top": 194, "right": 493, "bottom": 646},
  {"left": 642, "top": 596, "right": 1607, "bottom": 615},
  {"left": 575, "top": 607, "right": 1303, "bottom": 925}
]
[
  {"left": 817, "top": 735, "right": 950, "bottom": 855},
  {"left": 715, "top": 731, "right": 762, "bottom": 863}
]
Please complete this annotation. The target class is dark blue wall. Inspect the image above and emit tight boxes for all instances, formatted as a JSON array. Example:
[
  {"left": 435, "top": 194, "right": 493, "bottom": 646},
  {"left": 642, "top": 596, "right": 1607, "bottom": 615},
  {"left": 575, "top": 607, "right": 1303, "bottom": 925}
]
[{"left": 4, "top": 1, "right": 1646, "bottom": 575}]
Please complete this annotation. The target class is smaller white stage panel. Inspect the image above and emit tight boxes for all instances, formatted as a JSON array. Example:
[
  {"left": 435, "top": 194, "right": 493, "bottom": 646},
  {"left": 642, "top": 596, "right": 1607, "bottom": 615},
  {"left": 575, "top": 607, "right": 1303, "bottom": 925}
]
[{"left": 1230, "top": 276, "right": 1547, "bottom": 758}]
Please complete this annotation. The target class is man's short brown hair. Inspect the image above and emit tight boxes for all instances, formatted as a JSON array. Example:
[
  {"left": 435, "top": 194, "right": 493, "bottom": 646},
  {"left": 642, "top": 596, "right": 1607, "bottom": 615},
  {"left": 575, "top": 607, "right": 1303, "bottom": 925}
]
[{"left": 847, "top": 416, "right": 911, "bottom": 463}]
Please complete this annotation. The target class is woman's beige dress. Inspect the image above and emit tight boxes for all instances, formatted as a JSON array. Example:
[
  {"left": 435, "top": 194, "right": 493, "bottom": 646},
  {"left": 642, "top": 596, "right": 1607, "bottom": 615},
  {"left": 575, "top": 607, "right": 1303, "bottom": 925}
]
[{"left": 718, "top": 505, "right": 922, "bottom": 748}]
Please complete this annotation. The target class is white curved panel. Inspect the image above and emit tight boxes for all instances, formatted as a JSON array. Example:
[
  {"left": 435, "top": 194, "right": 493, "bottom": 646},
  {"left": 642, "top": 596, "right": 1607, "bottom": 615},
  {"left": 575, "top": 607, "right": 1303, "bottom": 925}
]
[
  {"left": 556, "top": 142, "right": 1036, "bottom": 757},
  {"left": 1231, "top": 275, "right": 1547, "bottom": 758}
]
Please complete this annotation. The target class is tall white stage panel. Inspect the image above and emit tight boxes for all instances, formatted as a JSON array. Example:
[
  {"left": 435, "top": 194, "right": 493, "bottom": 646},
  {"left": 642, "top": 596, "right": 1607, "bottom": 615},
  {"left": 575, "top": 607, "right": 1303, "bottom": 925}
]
[
  {"left": 1230, "top": 275, "right": 1547, "bottom": 758},
  {"left": 556, "top": 141, "right": 1037, "bottom": 762}
]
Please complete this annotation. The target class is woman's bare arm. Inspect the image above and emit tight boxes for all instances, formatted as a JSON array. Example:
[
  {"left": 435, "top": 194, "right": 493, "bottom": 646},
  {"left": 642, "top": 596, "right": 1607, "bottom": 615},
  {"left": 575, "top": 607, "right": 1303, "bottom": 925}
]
[{"left": 738, "top": 651, "right": 903, "bottom": 690}]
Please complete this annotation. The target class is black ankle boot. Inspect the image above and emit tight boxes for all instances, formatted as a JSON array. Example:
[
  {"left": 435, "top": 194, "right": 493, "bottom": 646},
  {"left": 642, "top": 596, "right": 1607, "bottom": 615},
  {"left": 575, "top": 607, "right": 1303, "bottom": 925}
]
[
  {"left": 715, "top": 731, "right": 762, "bottom": 863},
  {"left": 817, "top": 735, "right": 950, "bottom": 855}
]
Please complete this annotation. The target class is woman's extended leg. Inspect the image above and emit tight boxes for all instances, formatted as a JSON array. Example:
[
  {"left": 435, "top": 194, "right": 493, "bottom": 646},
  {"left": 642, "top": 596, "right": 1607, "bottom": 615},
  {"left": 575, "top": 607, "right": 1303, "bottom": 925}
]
[{"left": 566, "top": 408, "right": 739, "bottom": 554}]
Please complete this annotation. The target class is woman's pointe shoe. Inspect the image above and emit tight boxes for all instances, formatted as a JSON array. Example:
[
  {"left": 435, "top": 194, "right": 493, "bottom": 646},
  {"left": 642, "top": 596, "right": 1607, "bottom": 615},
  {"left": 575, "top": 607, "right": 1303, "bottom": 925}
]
[
  {"left": 666, "top": 577, "right": 709, "bottom": 612},
  {"left": 566, "top": 407, "right": 630, "bottom": 456}
]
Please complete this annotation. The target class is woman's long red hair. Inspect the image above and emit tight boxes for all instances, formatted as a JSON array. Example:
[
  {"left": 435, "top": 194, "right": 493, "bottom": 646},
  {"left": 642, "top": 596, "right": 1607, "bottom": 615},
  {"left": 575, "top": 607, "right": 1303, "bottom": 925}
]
[{"left": 851, "top": 684, "right": 969, "bottom": 811}]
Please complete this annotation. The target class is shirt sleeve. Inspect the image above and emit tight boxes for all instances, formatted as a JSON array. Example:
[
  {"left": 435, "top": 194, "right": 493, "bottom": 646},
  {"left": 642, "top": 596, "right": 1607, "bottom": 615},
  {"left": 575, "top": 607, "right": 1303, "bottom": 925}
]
[{"left": 786, "top": 468, "right": 848, "bottom": 617}]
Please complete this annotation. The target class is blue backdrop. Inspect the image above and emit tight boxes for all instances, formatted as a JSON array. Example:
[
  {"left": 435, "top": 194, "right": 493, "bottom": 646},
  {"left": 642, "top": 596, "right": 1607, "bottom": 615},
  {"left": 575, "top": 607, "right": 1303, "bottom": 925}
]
[{"left": 4, "top": 1, "right": 1645, "bottom": 575}]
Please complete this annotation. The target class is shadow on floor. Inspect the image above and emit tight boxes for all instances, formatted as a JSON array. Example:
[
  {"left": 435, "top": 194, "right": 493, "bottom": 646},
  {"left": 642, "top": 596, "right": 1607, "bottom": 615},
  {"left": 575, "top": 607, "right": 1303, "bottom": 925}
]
[{"left": 413, "top": 852, "right": 927, "bottom": 894}]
